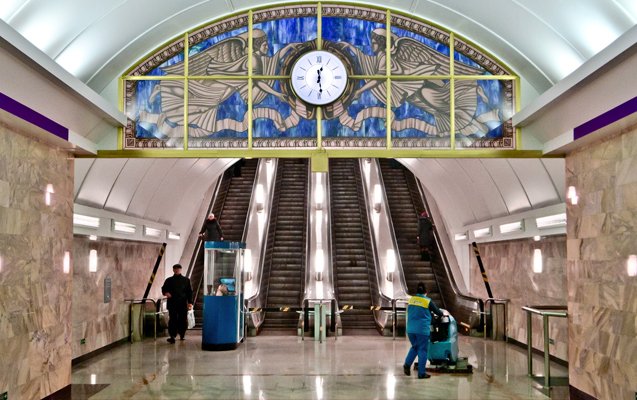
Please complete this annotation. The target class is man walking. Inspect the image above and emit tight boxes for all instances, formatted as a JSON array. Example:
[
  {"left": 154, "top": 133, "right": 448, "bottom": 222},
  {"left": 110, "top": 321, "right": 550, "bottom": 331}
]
[{"left": 161, "top": 264, "right": 193, "bottom": 343}]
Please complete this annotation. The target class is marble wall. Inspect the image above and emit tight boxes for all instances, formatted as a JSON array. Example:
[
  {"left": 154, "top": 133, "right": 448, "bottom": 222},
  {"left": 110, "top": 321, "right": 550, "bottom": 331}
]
[
  {"left": 0, "top": 119, "right": 74, "bottom": 399},
  {"left": 566, "top": 124, "right": 637, "bottom": 400},
  {"left": 469, "top": 236, "right": 569, "bottom": 361},
  {"left": 73, "top": 237, "right": 165, "bottom": 358}
]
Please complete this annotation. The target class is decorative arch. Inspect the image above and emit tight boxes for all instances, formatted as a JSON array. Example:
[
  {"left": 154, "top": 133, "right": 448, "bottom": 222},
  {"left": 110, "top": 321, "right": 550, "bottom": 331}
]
[{"left": 122, "top": 3, "right": 517, "bottom": 152}]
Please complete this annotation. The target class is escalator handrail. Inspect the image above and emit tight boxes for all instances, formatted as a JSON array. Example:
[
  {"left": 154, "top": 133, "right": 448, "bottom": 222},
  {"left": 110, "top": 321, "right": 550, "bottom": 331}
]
[{"left": 373, "top": 159, "right": 410, "bottom": 300}]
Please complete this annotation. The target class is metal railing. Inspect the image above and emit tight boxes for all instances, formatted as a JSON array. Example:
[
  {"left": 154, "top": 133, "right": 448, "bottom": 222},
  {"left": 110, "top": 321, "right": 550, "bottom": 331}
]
[
  {"left": 484, "top": 298, "right": 509, "bottom": 340},
  {"left": 124, "top": 297, "right": 167, "bottom": 341},
  {"left": 521, "top": 305, "right": 568, "bottom": 390}
]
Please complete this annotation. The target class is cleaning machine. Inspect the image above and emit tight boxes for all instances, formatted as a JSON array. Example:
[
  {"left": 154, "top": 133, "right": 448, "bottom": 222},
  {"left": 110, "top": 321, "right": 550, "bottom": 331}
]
[{"left": 417, "top": 310, "right": 473, "bottom": 373}]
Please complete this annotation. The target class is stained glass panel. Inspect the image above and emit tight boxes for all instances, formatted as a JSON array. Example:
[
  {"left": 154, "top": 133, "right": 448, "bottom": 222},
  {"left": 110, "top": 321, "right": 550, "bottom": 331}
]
[
  {"left": 188, "top": 27, "right": 249, "bottom": 76},
  {"left": 454, "top": 79, "right": 515, "bottom": 149},
  {"left": 322, "top": 17, "right": 385, "bottom": 76},
  {"left": 390, "top": 27, "right": 450, "bottom": 76}
]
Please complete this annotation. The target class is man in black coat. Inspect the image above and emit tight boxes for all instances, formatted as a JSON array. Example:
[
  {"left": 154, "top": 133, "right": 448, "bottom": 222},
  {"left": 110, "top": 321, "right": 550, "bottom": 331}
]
[
  {"left": 417, "top": 211, "right": 434, "bottom": 261},
  {"left": 161, "top": 264, "right": 193, "bottom": 343},
  {"left": 199, "top": 213, "right": 224, "bottom": 241}
]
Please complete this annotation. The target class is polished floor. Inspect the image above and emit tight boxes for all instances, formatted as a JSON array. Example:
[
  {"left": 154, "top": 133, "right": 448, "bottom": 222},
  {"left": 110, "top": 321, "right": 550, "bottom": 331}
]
[{"left": 71, "top": 333, "right": 569, "bottom": 399}]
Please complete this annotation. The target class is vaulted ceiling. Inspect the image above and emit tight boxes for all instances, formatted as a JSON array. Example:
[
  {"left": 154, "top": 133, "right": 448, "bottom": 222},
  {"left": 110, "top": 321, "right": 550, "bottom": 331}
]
[{"left": 2, "top": 0, "right": 635, "bottom": 242}]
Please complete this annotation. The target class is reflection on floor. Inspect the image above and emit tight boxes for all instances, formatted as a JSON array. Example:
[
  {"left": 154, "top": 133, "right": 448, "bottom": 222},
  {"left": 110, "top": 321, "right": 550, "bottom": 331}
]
[{"left": 71, "top": 333, "right": 569, "bottom": 399}]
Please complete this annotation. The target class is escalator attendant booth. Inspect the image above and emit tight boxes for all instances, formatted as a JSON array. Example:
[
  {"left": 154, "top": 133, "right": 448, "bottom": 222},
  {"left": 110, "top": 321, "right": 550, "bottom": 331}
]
[{"left": 202, "top": 241, "right": 246, "bottom": 350}]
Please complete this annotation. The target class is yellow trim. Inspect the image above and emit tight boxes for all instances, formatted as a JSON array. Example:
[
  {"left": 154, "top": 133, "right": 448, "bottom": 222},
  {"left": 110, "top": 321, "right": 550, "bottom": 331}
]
[
  {"left": 123, "top": 74, "right": 516, "bottom": 81},
  {"left": 408, "top": 295, "right": 431, "bottom": 309},
  {"left": 515, "top": 76, "right": 521, "bottom": 149},
  {"left": 248, "top": 11, "right": 254, "bottom": 149},
  {"left": 311, "top": 152, "right": 329, "bottom": 172},
  {"left": 94, "top": 149, "right": 551, "bottom": 159},
  {"left": 450, "top": 32, "right": 455, "bottom": 150},
  {"left": 317, "top": 3, "right": 322, "bottom": 50},
  {"left": 118, "top": 78, "right": 124, "bottom": 149},
  {"left": 386, "top": 10, "right": 392, "bottom": 149},
  {"left": 184, "top": 32, "right": 189, "bottom": 150}
]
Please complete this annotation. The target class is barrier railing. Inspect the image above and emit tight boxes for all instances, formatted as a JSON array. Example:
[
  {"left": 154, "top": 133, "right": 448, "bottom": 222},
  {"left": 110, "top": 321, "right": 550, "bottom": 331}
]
[
  {"left": 521, "top": 305, "right": 568, "bottom": 391},
  {"left": 124, "top": 297, "right": 167, "bottom": 341}
]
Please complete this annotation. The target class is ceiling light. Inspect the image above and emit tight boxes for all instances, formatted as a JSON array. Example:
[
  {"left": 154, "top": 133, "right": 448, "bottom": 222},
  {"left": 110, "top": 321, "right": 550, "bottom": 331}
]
[
  {"left": 144, "top": 226, "right": 162, "bottom": 238},
  {"left": 168, "top": 231, "right": 181, "bottom": 240},
  {"left": 473, "top": 227, "right": 492, "bottom": 238},
  {"left": 499, "top": 221, "right": 524, "bottom": 234},
  {"left": 536, "top": 213, "right": 567, "bottom": 229},
  {"left": 73, "top": 214, "right": 100, "bottom": 228},
  {"left": 113, "top": 221, "right": 136, "bottom": 234}
]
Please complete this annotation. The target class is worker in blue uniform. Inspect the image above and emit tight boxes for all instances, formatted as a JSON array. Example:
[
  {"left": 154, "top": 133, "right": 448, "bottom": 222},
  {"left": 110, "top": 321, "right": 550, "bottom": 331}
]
[{"left": 403, "top": 282, "right": 444, "bottom": 379}]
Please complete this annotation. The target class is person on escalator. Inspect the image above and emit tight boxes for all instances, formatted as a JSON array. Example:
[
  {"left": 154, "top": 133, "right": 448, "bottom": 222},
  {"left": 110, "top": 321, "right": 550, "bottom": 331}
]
[
  {"left": 403, "top": 281, "right": 444, "bottom": 379},
  {"left": 199, "top": 213, "right": 224, "bottom": 241},
  {"left": 417, "top": 210, "right": 434, "bottom": 261},
  {"left": 161, "top": 264, "right": 193, "bottom": 343}
]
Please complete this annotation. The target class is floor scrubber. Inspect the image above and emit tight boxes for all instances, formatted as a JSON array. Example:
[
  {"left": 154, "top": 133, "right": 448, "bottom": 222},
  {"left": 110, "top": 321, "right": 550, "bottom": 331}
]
[{"left": 415, "top": 310, "right": 473, "bottom": 373}]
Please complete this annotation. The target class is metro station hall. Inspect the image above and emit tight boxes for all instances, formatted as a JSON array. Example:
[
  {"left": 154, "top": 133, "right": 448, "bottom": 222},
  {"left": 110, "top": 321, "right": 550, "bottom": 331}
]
[{"left": 1, "top": 2, "right": 637, "bottom": 399}]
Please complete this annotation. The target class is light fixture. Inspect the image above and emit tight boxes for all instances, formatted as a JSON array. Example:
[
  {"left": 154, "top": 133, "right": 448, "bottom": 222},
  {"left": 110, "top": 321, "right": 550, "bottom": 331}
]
[
  {"left": 89, "top": 235, "right": 97, "bottom": 241},
  {"left": 473, "top": 227, "right": 492, "bottom": 238},
  {"left": 113, "top": 221, "right": 136, "bottom": 234},
  {"left": 244, "top": 249, "right": 252, "bottom": 281},
  {"left": 90, "top": 374, "right": 97, "bottom": 385},
  {"left": 73, "top": 214, "right": 100, "bottom": 229},
  {"left": 373, "top": 184, "right": 382, "bottom": 213},
  {"left": 45, "top": 184, "right": 54, "bottom": 206},
  {"left": 533, "top": 235, "right": 541, "bottom": 241},
  {"left": 454, "top": 232, "right": 468, "bottom": 241},
  {"left": 533, "top": 249, "right": 543, "bottom": 273},
  {"left": 536, "top": 213, "right": 567, "bottom": 229},
  {"left": 315, "top": 249, "right": 324, "bottom": 281},
  {"left": 499, "top": 221, "right": 524, "bottom": 234},
  {"left": 168, "top": 231, "right": 181, "bottom": 240},
  {"left": 0, "top": 255, "right": 3, "bottom": 272},
  {"left": 567, "top": 186, "right": 579, "bottom": 205},
  {"left": 627, "top": 255, "right": 637, "bottom": 277},
  {"left": 89, "top": 249, "right": 98, "bottom": 272},
  {"left": 315, "top": 210, "right": 323, "bottom": 245},
  {"left": 144, "top": 226, "right": 162, "bottom": 238},
  {"left": 314, "top": 182, "right": 324, "bottom": 210},
  {"left": 386, "top": 249, "right": 396, "bottom": 282},
  {"left": 255, "top": 184, "right": 264, "bottom": 212},
  {"left": 63, "top": 251, "right": 70, "bottom": 274}
]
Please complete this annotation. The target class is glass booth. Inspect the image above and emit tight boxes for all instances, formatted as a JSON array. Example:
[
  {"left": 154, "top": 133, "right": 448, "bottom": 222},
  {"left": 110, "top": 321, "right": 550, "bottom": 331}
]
[{"left": 202, "top": 241, "right": 245, "bottom": 351}]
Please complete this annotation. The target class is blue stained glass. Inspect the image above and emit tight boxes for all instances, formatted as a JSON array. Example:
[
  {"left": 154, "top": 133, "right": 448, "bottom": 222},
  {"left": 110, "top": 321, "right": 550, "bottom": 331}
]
[
  {"left": 323, "top": 81, "right": 386, "bottom": 138},
  {"left": 390, "top": 27, "right": 450, "bottom": 57},
  {"left": 189, "top": 27, "right": 249, "bottom": 57},
  {"left": 322, "top": 17, "right": 384, "bottom": 56},
  {"left": 253, "top": 17, "right": 317, "bottom": 55},
  {"left": 147, "top": 53, "right": 185, "bottom": 76},
  {"left": 253, "top": 81, "right": 315, "bottom": 138},
  {"left": 133, "top": 79, "right": 181, "bottom": 139},
  {"left": 454, "top": 52, "right": 482, "bottom": 71}
]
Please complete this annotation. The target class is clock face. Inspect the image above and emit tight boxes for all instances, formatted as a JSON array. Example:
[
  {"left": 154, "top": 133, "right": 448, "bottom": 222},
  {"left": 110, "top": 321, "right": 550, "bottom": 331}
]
[{"left": 291, "top": 50, "right": 348, "bottom": 106}]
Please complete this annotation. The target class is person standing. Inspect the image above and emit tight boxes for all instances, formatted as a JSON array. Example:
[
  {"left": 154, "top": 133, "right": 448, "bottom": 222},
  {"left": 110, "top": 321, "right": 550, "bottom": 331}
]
[
  {"left": 403, "top": 282, "right": 443, "bottom": 379},
  {"left": 199, "top": 213, "right": 224, "bottom": 241},
  {"left": 417, "top": 210, "right": 434, "bottom": 261},
  {"left": 161, "top": 264, "right": 193, "bottom": 343}
]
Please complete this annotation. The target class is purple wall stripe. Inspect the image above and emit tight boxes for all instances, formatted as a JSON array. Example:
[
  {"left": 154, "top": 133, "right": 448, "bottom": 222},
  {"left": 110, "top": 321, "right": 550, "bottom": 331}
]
[
  {"left": 0, "top": 91, "right": 69, "bottom": 140},
  {"left": 574, "top": 95, "right": 637, "bottom": 140}
]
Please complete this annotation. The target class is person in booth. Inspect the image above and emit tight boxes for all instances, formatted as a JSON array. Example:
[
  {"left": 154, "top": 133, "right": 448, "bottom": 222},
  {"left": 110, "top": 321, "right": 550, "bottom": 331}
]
[
  {"left": 199, "top": 213, "right": 224, "bottom": 241},
  {"left": 403, "top": 282, "right": 443, "bottom": 379}
]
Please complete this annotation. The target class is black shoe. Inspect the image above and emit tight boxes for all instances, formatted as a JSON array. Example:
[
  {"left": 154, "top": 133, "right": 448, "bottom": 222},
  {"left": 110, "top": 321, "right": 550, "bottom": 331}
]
[
  {"left": 403, "top": 365, "right": 411, "bottom": 376},
  {"left": 167, "top": 338, "right": 176, "bottom": 344},
  {"left": 418, "top": 374, "right": 431, "bottom": 379},
  {"left": 179, "top": 336, "right": 185, "bottom": 340}
]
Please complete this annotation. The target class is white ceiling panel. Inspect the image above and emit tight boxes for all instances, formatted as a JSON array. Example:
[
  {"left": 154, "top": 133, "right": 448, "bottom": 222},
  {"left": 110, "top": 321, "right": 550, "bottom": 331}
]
[
  {"left": 508, "top": 158, "right": 561, "bottom": 208},
  {"left": 480, "top": 159, "right": 531, "bottom": 214},
  {"left": 143, "top": 158, "right": 199, "bottom": 224},
  {"left": 125, "top": 158, "right": 177, "bottom": 220},
  {"left": 75, "top": 158, "right": 126, "bottom": 207},
  {"left": 74, "top": 158, "right": 94, "bottom": 198},
  {"left": 542, "top": 158, "right": 566, "bottom": 202},
  {"left": 456, "top": 159, "right": 510, "bottom": 220},
  {"left": 103, "top": 158, "right": 154, "bottom": 214},
  {"left": 435, "top": 159, "right": 492, "bottom": 222}
]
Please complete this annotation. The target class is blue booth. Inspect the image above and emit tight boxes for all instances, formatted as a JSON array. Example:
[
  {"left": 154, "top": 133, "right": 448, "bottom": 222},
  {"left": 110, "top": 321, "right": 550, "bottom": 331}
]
[{"left": 202, "top": 241, "right": 246, "bottom": 351}]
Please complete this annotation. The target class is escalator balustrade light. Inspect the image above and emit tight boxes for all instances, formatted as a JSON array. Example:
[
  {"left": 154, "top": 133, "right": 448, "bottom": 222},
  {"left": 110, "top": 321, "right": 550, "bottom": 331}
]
[
  {"left": 244, "top": 249, "right": 253, "bottom": 281},
  {"left": 373, "top": 184, "right": 382, "bottom": 213},
  {"left": 256, "top": 184, "right": 265, "bottom": 212},
  {"left": 386, "top": 249, "right": 396, "bottom": 282},
  {"left": 315, "top": 249, "right": 324, "bottom": 281}
]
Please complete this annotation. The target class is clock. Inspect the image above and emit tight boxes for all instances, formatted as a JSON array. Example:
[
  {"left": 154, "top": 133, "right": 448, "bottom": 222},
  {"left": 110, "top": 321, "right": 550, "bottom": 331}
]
[{"left": 290, "top": 50, "right": 348, "bottom": 106}]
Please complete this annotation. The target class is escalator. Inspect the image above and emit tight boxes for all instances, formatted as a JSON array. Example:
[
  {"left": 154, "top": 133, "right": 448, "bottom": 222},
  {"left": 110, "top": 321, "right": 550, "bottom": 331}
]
[
  {"left": 189, "top": 159, "right": 258, "bottom": 327},
  {"left": 329, "top": 159, "right": 379, "bottom": 334},
  {"left": 378, "top": 159, "right": 441, "bottom": 304},
  {"left": 261, "top": 159, "right": 309, "bottom": 332},
  {"left": 379, "top": 159, "right": 482, "bottom": 333}
]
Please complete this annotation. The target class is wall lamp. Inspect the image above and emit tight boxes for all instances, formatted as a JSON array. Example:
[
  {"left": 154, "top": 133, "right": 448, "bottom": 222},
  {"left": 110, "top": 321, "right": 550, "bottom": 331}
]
[
  {"left": 386, "top": 249, "right": 396, "bottom": 282},
  {"left": 255, "top": 184, "right": 264, "bottom": 213},
  {"left": 373, "top": 184, "right": 382, "bottom": 213},
  {"left": 89, "top": 249, "right": 98, "bottom": 272},
  {"left": 244, "top": 249, "right": 253, "bottom": 281},
  {"left": 567, "top": 186, "right": 579, "bottom": 205},
  {"left": 627, "top": 255, "right": 637, "bottom": 277},
  {"left": 533, "top": 249, "right": 543, "bottom": 273},
  {"left": 315, "top": 249, "right": 324, "bottom": 281}
]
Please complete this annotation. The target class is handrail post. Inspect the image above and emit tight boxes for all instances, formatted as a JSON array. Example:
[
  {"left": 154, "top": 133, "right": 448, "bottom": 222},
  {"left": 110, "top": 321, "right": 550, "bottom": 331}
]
[
  {"left": 543, "top": 314, "right": 550, "bottom": 389},
  {"left": 527, "top": 309, "right": 533, "bottom": 376},
  {"left": 392, "top": 299, "right": 396, "bottom": 340}
]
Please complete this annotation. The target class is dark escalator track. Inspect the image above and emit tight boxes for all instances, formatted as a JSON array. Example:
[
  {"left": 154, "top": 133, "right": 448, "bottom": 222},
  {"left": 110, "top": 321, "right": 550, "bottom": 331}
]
[
  {"left": 329, "top": 159, "right": 379, "bottom": 334},
  {"left": 189, "top": 159, "right": 258, "bottom": 327},
  {"left": 261, "top": 159, "right": 309, "bottom": 333},
  {"left": 379, "top": 159, "right": 482, "bottom": 333},
  {"left": 378, "top": 159, "right": 441, "bottom": 304}
]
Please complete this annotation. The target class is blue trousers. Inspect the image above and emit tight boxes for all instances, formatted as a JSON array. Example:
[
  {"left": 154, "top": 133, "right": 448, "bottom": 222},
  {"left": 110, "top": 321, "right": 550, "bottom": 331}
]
[{"left": 404, "top": 333, "right": 430, "bottom": 377}]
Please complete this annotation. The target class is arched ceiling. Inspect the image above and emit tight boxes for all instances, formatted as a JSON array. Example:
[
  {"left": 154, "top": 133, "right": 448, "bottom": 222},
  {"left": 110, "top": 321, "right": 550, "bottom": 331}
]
[
  {"left": 2, "top": 0, "right": 636, "bottom": 103},
  {"left": 2, "top": 1, "right": 632, "bottom": 246}
]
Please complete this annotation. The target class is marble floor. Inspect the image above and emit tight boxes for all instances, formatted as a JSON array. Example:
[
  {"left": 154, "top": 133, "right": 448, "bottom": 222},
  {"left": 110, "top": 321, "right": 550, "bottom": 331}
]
[{"left": 71, "top": 333, "right": 569, "bottom": 399}]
